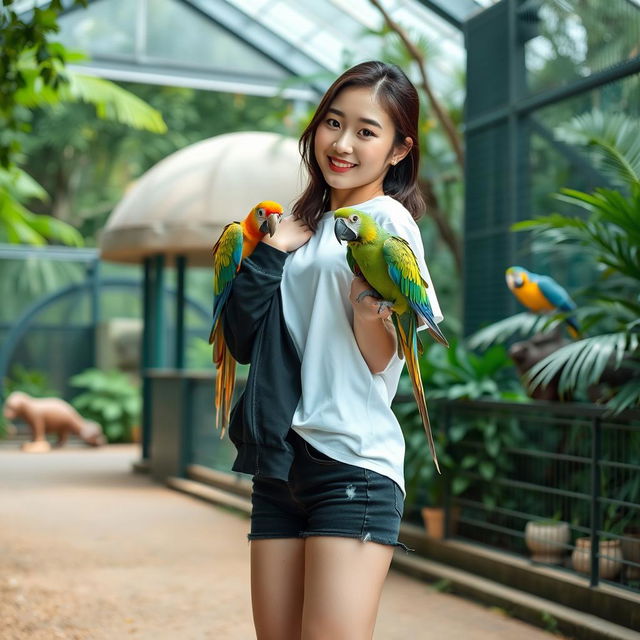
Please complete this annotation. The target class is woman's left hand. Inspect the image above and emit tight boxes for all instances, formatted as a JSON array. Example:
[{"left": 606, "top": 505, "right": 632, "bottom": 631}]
[{"left": 349, "top": 276, "right": 393, "bottom": 322}]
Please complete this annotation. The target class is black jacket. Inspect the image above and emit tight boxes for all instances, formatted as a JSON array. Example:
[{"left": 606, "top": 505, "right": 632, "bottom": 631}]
[{"left": 222, "top": 241, "right": 301, "bottom": 480}]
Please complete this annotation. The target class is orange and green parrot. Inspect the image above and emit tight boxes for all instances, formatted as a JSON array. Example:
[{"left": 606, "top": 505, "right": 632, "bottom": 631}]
[
  {"left": 505, "top": 266, "right": 580, "bottom": 338},
  {"left": 334, "top": 207, "right": 448, "bottom": 473},
  {"left": 209, "top": 201, "right": 283, "bottom": 436}
]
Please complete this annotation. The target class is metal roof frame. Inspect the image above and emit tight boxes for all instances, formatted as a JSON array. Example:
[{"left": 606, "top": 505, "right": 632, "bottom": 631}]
[
  {"left": 14, "top": 0, "right": 495, "bottom": 100},
  {"left": 416, "top": 0, "right": 485, "bottom": 29}
]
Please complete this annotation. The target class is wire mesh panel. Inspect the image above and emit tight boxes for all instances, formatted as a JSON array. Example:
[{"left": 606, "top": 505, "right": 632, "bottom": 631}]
[
  {"left": 463, "top": 0, "right": 640, "bottom": 335},
  {"left": 435, "top": 400, "right": 640, "bottom": 593}
]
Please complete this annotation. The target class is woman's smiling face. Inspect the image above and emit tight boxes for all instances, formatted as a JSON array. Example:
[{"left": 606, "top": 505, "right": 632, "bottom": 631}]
[{"left": 313, "top": 85, "right": 410, "bottom": 209}]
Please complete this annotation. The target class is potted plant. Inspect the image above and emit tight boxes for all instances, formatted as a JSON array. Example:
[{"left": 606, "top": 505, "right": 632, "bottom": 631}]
[
  {"left": 524, "top": 516, "right": 570, "bottom": 564},
  {"left": 571, "top": 505, "right": 626, "bottom": 580}
]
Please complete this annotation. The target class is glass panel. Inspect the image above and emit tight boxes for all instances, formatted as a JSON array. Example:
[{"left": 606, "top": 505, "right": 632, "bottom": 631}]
[
  {"left": 57, "top": 0, "right": 137, "bottom": 58},
  {"left": 525, "top": 0, "right": 640, "bottom": 95},
  {"left": 145, "top": 0, "right": 286, "bottom": 78},
  {"left": 525, "top": 73, "right": 640, "bottom": 285}
]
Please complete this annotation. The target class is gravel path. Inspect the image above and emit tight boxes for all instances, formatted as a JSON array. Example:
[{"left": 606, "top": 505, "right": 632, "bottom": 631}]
[{"left": 0, "top": 443, "right": 557, "bottom": 639}]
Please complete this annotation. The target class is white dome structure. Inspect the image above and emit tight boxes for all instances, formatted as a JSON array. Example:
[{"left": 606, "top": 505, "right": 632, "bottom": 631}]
[{"left": 100, "top": 131, "right": 306, "bottom": 265}]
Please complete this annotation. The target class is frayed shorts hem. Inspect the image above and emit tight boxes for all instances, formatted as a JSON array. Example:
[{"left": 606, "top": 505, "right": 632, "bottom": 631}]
[{"left": 247, "top": 530, "right": 413, "bottom": 553}]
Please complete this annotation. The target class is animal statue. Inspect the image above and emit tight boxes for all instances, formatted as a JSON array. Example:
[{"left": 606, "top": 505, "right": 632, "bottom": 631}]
[{"left": 3, "top": 391, "right": 106, "bottom": 452}]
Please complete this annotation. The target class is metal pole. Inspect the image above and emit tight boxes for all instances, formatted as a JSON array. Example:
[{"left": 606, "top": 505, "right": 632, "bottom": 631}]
[
  {"left": 590, "top": 416, "right": 602, "bottom": 587},
  {"left": 152, "top": 254, "right": 166, "bottom": 368},
  {"left": 175, "top": 255, "right": 186, "bottom": 370},
  {"left": 506, "top": 0, "right": 527, "bottom": 317},
  {"left": 89, "top": 258, "right": 101, "bottom": 363},
  {"left": 444, "top": 403, "right": 452, "bottom": 538},
  {"left": 141, "top": 258, "right": 153, "bottom": 460}
]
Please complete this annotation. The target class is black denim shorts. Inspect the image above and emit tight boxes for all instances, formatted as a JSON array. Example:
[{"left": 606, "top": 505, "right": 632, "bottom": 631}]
[{"left": 248, "top": 429, "right": 411, "bottom": 552}]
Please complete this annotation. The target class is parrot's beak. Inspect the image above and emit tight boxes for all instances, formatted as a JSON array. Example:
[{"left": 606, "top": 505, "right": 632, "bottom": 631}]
[
  {"left": 260, "top": 214, "right": 280, "bottom": 237},
  {"left": 267, "top": 213, "right": 280, "bottom": 237},
  {"left": 334, "top": 218, "right": 357, "bottom": 243}
]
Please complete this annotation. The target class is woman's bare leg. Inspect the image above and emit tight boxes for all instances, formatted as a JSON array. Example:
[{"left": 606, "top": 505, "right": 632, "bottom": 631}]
[
  {"left": 301, "top": 536, "right": 394, "bottom": 640},
  {"left": 251, "top": 538, "right": 306, "bottom": 640}
]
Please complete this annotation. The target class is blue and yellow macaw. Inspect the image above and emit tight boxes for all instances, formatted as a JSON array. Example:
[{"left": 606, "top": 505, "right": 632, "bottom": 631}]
[
  {"left": 209, "top": 201, "right": 283, "bottom": 436},
  {"left": 334, "top": 207, "right": 448, "bottom": 472},
  {"left": 505, "top": 266, "right": 580, "bottom": 338}
]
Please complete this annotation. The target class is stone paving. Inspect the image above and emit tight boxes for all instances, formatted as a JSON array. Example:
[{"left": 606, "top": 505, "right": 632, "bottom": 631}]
[{"left": 0, "top": 443, "right": 558, "bottom": 639}]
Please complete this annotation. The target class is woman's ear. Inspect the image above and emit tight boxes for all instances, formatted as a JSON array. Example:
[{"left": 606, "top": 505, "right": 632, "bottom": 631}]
[{"left": 391, "top": 136, "right": 413, "bottom": 165}]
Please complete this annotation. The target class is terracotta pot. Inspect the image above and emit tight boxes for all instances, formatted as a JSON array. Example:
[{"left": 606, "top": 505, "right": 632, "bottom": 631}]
[
  {"left": 571, "top": 537, "right": 623, "bottom": 580},
  {"left": 524, "top": 521, "right": 569, "bottom": 564},
  {"left": 621, "top": 531, "right": 640, "bottom": 580},
  {"left": 421, "top": 506, "right": 460, "bottom": 540}
]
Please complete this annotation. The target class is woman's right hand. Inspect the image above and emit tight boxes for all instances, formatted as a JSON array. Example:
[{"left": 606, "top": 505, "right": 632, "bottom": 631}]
[{"left": 261, "top": 214, "right": 312, "bottom": 253}]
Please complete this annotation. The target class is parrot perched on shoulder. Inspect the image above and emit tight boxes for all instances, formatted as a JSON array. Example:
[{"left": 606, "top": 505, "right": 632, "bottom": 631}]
[
  {"left": 505, "top": 266, "right": 580, "bottom": 338},
  {"left": 333, "top": 207, "right": 448, "bottom": 473},
  {"left": 209, "top": 201, "right": 283, "bottom": 436}
]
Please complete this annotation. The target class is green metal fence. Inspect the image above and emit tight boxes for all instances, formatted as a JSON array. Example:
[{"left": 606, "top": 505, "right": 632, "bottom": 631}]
[{"left": 424, "top": 399, "right": 640, "bottom": 593}]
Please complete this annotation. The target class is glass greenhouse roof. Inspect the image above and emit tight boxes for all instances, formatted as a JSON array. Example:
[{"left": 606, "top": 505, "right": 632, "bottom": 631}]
[{"left": 15, "top": 0, "right": 500, "bottom": 99}]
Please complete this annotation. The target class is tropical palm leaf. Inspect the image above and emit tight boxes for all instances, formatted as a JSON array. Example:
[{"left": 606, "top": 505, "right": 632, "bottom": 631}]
[
  {"left": 526, "top": 332, "right": 638, "bottom": 400},
  {"left": 61, "top": 72, "right": 168, "bottom": 134},
  {"left": 466, "top": 312, "right": 557, "bottom": 350},
  {"left": 0, "top": 189, "right": 83, "bottom": 246},
  {"left": 605, "top": 375, "right": 640, "bottom": 415},
  {"left": 554, "top": 110, "right": 640, "bottom": 190}
]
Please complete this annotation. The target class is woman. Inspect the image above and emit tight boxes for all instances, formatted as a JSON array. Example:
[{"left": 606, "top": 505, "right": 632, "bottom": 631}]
[{"left": 222, "top": 60, "right": 444, "bottom": 639}]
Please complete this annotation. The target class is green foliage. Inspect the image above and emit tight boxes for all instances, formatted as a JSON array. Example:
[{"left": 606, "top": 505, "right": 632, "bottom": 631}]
[
  {"left": 70, "top": 368, "right": 140, "bottom": 443},
  {"left": 399, "top": 339, "right": 527, "bottom": 508},
  {"left": 1, "top": 0, "right": 167, "bottom": 246},
  {"left": 540, "top": 611, "right": 559, "bottom": 634},
  {"left": 22, "top": 84, "right": 292, "bottom": 241},
  {"left": 1, "top": 0, "right": 88, "bottom": 166},
  {"left": 4, "top": 363, "right": 57, "bottom": 397}
]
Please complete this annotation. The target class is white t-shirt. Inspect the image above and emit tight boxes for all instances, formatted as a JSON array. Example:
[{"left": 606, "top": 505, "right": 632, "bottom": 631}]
[{"left": 280, "top": 195, "right": 444, "bottom": 495}]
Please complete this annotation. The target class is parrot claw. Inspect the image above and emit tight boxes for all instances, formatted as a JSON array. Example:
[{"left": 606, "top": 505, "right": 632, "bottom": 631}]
[
  {"left": 356, "top": 288, "right": 383, "bottom": 303},
  {"left": 376, "top": 300, "right": 394, "bottom": 315}
]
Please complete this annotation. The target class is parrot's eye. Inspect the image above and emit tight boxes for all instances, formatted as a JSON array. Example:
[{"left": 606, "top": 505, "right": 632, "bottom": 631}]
[
  {"left": 351, "top": 215, "right": 359, "bottom": 223},
  {"left": 257, "top": 208, "right": 265, "bottom": 217}
]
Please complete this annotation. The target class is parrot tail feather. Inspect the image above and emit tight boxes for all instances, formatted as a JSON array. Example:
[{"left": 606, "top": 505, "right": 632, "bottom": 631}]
[
  {"left": 213, "top": 322, "right": 236, "bottom": 436},
  {"left": 566, "top": 316, "right": 581, "bottom": 340},
  {"left": 427, "top": 326, "right": 449, "bottom": 348},
  {"left": 394, "top": 314, "right": 441, "bottom": 474}
]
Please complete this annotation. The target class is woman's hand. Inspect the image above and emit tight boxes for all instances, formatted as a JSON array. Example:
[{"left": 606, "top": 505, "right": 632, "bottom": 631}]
[
  {"left": 261, "top": 214, "right": 312, "bottom": 253},
  {"left": 349, "top": 276, "right": 393, "bottom": 322},
  {"left": 350, "top": 275, "right": 396, "bottom": 373}
]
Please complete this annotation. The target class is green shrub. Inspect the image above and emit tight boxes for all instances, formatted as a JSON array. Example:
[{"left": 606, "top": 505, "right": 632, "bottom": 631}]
[{"left": 70, "top": 368, "right": 140, "bottom": 443}]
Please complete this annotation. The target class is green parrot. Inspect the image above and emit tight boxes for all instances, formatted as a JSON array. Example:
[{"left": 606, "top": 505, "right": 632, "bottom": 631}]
[{"left": 334, "top": 207, "right": 448, "bottom": 472}]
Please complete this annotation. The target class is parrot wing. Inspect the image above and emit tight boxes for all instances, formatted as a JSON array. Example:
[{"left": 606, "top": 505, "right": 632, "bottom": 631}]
[
  {"left": 383, "top": 236, "right": 448, "bottom": 347},
  {"left": 209, "top": 221, "right": 243, "bottom": 436},
  {"left": 536, "top": 275, "right": 580, "bottom": 338},
  {"left": 345, "top": 245, "right": 362, "bottom": 277},
  {"left": 209, "top": 222, "right": 243, "bottom": 344},
  {"left": 536, "top": 276, "right": 576, "bottom": 313}
]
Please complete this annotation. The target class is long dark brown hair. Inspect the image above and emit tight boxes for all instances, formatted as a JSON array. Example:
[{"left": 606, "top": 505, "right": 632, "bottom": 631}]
[{"left": 292, "top": 61, "right": 424, "bottom": 230}]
